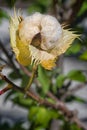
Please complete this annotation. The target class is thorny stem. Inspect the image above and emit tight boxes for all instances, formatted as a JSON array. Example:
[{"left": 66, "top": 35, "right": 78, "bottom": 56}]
[
  {"left": 25, "top": 65, "right": 37, "bottom": 91},
  {"left": 0, "top": 73, "right": 87, "bottom": 130}
]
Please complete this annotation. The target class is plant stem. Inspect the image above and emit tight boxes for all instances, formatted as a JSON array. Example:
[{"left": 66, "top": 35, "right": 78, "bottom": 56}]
[
  {"left": 25, "top": 65, "right": 37, "bottom": 91},
  {"left": 0, "top": 73, "right": 87, "bottom": 130},
  {"left": 0, "top": 84, "right": 12, "bottom": 95}
]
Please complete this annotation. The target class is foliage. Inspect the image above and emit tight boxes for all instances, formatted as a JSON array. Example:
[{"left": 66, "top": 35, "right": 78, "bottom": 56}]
[
  {"left": 38, "top": 66, "right": 50, "bottom": 93},
  {"left": 0, "top": 9, "right": 9, "bottom": 23}
]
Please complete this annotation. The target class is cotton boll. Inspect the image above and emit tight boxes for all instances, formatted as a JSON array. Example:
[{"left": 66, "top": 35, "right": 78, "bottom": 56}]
[
  {"left": 18, "top": 13, "right": 62, "bottom": 49},
  {"left": 41, "top": 15, "right": 62, "bottom": 50},
  {"left": 24, "top": 12, "right": 42, "bottom": 27},
  {"left": 18, "top": 21, "right": 40, "bottom": 44},
  {"left": 18, "top": 13, "right": 43, "bottom": 44},
  {"left": 10, "top": 11, "right": 78, "bottom": 70}
]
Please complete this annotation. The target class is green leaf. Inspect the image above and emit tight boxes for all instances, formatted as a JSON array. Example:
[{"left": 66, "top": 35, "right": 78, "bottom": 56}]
[
  {"left": 70, "top": 123, "right": 81, "bottom": 130},
  {"left": 18, "top": 94, "right": 33, "bottom": 106},
  {"left": 21, "top": 74, "right": 29, "bottom": 88},
  {"left": 63, "top": 121, "right": 81, "bottom": 130},
  {"left": 34, "top": 127, "right": 44, "bottom": 130},
  {"left": 67, "top": 70, "right": 86, "bottom": 82},
  {"left": 6, "top": 0, "right": 17, "bottom": 7},
  {"left": 9, "top": 71, "right": 20, "bottom": 80},
  {"left": 66, "top": 43, "right": 81, "bottom": 55},
  {"left": 78, "top": 1, "right": 87, "bottom": 16},
  {"left": 12, "top": 93, "right": 34, "bottom": 108},
  {"left": 37, "top": 0, "right": 52, "bottom": 7},
  {"left": 56, "top": 74, "right": 66, "bottom": 88},
  {"left": 73, "top": 96, "right": 86, "bottom": 103},
  {"left": 0, "top": 122, "right": 10, "bottom": 130},
  {"left": 28, "top": 0, "right": 52, "bottom": 13},
  {"left": 79, "top": 51, "right": 87, "bottom": 60},
  {"left": 0, "top": 9, "right": 9, "bottom": 23},
  {"left": 0, "top": 80, "right": 5, "bottom": 86},
  {"left": 65, "top": 95, "right": 86, "bottom": 103},
  {"left": 0, "top": 9, "right": 9, "bottom": 19},
  {"left": 29, "top": 106, "right": 58, "bottom": 127},
  {"left": 36, "top": 107, "right": 50, "bottom": 126},
  {"left": 38, "top": 66, "right": 50, "bottom": 93},
  {"left": 12, "top": 122, "right": 25, "bottom": 130},
  {"left": 28, "top": 4, "right": 42, "bottom": 13}
]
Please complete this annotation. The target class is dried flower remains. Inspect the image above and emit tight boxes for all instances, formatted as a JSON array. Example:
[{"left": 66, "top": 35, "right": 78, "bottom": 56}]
[{"left": 10, "top": 11, "right": 78, "bottom": 70}]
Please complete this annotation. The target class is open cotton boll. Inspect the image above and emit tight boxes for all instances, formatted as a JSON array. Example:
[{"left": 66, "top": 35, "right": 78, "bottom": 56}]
[
  {"left": 18, "top": 13, "right": 42, "bottom": 45},
  {"left": 18, "top": 22, "right": 40, "bottom": 44},
  {"left": 41, "top": 15, "right": 62, "bottom": 50},
  {"left": 10, "top": 11, "right": 78, "bottom": 70},
  {"left": 24, "top": 12, "right": 42, "bottom": 26}
]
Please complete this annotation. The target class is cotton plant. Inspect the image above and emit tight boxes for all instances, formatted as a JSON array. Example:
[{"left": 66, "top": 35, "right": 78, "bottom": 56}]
[
  {"left": 0, "top": 10, "right": 78, "bottom": 93},
  {"left": 0, "top": 10, "right": 84, "bottom": 130}
]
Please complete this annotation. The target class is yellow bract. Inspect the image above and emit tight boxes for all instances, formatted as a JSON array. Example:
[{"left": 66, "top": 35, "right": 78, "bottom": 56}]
[
  {"left": 41, "top": 59, "right": 56, "bottom": 70},
  {"left": 10, "top": 11, "right": 31, "bottom": 66},
  {"left": 16, "top": 33, "right": 31, "bottom": 65}
]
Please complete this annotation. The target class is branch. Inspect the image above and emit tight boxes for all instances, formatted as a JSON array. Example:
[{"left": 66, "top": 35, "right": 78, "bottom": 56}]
[
  {"left": 16, "top": 64, "right": 87, "bottom": 130},
  {"left": 0, "top": 73, "right": 87, "bottom": 130},
  {"left": 64, "top": 0, "right": 85, "bottom": 24},
  {"left": 0, "top": 0, "right": 32, "bottom": 8},
  {"left": 61, "top": 83, "right": 87, "bottom": 100},
  {"left": 52, "top": 0, "right": 58, "bottom": 18},
  {"left": 72, "top": 10, "right": 87, "bottom": 26},
  {"left": 0, "top": 84, "right": 12, "bottom": 95},
  {"left": 0, "top": 40, "right": 20, "bottom": 76},
  {"left": 19, "top": 64, "right": 32, "bottom": 77},
  {"left": 0, "top": 57, "right": 11, "bottom": 66}
]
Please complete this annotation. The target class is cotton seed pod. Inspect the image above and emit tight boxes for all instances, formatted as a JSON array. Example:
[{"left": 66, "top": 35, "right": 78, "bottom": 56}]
[{"left": 10, "top": 11, "right": 78, "bottom": 70}]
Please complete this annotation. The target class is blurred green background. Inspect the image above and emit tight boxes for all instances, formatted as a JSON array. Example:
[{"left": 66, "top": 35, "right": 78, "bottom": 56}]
[{"left": 0, "top": 0, "right": 87, "bottom": 130}]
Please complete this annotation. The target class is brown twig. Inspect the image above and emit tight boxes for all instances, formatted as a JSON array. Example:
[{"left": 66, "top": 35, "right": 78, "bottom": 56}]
[
  {"left": 68, "top": 0, "right": 84, "bottom": 24},
  {"left": 61, "top": 83, "right": 87, "bottom": 100},
  {"left": 0, "top": 40, "right": 20, "bottom": 76},
  {"left": 63, "top": 0, "right": 85, "bottom": 24},
  {"left": 52, "top": 0, "right": 58, "bottom": 18},
  {"left": 0, "top": 84, "right": 12, "bottom": 95},
  {"left": 0, "top": 57, "right": 11, "bottom": 66},
  {"left": 0, "top": 73, "right": 87, "bottom": 130},
  {"left": 19, "top": 64, "right": 32, "bottom": 77},
  {"left": 70, "top": 83, "right": 87, "bottom": 92},
  {"left": 47, "top": 91, "right": 58, "bottom": 102}
]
